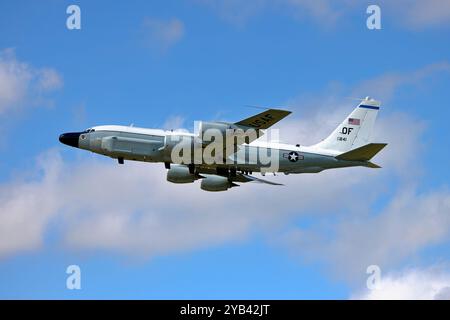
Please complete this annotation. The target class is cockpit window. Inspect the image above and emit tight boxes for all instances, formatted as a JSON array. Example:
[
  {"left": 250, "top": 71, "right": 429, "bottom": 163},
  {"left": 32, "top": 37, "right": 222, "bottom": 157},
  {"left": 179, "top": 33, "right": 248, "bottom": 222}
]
[{"left": 84, "top": 128, "right": 95, "bottom": 133}]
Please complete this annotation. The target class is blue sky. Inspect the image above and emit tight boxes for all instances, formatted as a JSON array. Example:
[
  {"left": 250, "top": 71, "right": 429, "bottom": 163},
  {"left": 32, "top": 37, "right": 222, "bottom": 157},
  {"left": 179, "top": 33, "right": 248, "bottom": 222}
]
[{"left": 1, "top": 0, "right": 450, "bottom": 299}]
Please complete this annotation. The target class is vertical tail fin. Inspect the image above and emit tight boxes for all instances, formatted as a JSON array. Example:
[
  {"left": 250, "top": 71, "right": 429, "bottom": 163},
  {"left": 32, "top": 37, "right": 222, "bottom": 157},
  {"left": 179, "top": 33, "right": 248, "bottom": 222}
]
[{"left": 314, "top": 97, "right": 380, "bottom": 152}]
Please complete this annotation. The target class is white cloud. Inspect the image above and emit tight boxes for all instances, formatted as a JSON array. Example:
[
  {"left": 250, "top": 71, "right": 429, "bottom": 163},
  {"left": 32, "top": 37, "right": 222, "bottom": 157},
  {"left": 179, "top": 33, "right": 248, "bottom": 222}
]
[
  {"left": 142, "top": 17, "right": 185, "bottom": 53},
  {"left": 36, "top": 68, "right": 63, "bottom": 92},
  {"left": 162, "top": 115, "right": 188, "bottom": 132},
  {"left": 383, "top": 0, "right": 450, "bottom": 30},
  {"left": 281, "top": 187, "right": 450, "bottom": 283},
  {"left": 352, "top": 62, "right": 450, "bottom": 102},
  {"left": 194, "top": 0, "right": 450, "bottom": 29},
  {"left": 354, "top": 267, "right": 450, "bottom": 300},
  {"left": 284, "top": 0, "right": 354, "bottom": 26},
  {"left": 0, "top": 49, "right": 31, "bottom": 113},
  {"left": 0, "top": 146, "right": 376, "bottom": 258},
  {"left": 0, "top": 48, "right": 63, "bottom": 115},
  {"left": 0, "top": 151, "right": 63, "bottom": 256},
  {"left": 194, "top": 0, "right": 350, "bottom": 26}
]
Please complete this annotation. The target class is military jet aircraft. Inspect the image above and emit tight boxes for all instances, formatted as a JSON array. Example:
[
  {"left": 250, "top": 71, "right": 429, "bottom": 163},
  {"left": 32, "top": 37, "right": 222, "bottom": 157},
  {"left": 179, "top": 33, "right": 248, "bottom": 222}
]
[{"left": 59, "top": 97, "right": 386, "bottom": 192}]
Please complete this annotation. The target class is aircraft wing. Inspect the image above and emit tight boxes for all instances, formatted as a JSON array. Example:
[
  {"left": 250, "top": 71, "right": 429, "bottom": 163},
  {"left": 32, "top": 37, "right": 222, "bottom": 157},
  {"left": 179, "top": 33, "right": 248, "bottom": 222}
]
[
  {"left": 224, "top": 108, "right": 291, "bottom": 158},
  {"left": 236, "top": 173, "right": 284, "bottom": 186},
  {"left": 199, "top": 108, "right": 291, "bottom": 161},
  {"left": 235, "top": 108, "right": 292, "bottom": 129}
]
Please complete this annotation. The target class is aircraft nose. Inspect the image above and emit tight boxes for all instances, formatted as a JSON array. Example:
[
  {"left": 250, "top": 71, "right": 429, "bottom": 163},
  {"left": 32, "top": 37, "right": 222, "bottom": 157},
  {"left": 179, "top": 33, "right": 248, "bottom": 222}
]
[{"left": 59, "top": 132, "right": 81, "bottom": 148}]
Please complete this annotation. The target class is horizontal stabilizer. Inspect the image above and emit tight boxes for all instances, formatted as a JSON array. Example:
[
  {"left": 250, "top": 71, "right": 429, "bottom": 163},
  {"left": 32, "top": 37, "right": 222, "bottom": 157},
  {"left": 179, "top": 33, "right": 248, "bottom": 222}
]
[
  {"left": 235, "top": 109, "right": 291, "bottom": 129},
  {"left": 335, "top": 143, "right": 387, "bottom": 161}
]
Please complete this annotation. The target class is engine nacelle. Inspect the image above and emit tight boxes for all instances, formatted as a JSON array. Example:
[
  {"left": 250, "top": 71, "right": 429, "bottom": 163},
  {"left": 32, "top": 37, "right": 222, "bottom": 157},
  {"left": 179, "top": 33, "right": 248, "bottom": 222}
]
[
  {"left": 167, "top": 165, "right": 196, "bottom": 184},
  {"left": 200, "top": 174, "right": 235, "bottom": 192}
]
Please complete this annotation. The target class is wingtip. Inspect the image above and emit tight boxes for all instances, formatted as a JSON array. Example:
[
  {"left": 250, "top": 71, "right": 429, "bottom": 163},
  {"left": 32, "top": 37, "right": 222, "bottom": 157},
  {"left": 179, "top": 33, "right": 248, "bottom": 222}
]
[{"left": 366, "top": 161, "right": 382, "bottom": 169}]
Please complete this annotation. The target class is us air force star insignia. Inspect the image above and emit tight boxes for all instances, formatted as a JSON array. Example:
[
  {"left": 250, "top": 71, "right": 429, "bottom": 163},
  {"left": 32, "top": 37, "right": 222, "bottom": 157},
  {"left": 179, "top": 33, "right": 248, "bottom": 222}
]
[{"left": 288, "top": 151, "right": 299, "bottom": 162}]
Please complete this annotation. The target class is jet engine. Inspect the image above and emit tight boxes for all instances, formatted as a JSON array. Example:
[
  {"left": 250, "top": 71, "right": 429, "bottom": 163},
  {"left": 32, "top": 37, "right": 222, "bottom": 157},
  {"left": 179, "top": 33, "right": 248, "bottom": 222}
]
[
  {"left": 166, "top": 165, "right": 197, "bottom": 184},
  {"left": 200, "top": 174, "right": 238, "bottom": 192}
]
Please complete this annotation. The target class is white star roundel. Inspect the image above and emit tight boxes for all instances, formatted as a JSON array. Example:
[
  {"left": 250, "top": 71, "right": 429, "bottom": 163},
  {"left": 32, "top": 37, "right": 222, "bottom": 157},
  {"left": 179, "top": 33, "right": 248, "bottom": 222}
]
[{"left": 288, "top": 151, "right": 299, "bottom": 162}]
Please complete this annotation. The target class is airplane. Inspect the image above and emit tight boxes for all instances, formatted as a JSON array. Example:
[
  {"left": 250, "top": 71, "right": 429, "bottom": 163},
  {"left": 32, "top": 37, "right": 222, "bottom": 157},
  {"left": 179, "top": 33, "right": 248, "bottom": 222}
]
[{"left": 59, "top": 97, "right": 387, "bottom": 192}]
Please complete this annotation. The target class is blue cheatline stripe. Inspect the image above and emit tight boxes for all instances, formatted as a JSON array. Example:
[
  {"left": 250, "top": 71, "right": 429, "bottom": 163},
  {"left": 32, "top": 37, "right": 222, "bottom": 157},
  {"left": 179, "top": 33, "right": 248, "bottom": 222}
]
[{"left": 359, "top": 104, "right": 380, "bottom": 110}]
